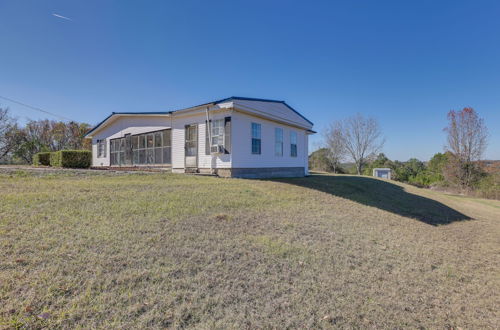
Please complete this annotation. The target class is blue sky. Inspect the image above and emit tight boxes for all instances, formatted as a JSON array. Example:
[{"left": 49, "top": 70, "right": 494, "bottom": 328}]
[{"left": 0, "top": 0, "right": 499, "bottom": 160}]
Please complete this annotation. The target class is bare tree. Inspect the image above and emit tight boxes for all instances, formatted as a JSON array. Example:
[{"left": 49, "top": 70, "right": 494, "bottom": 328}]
[
  {"left": 444, "top": 107, "right": 488, "bottom": 189},
  {"left": 0, "top": 108, "right": 20, "bottom": 162},
  {"left": 338, "top": 114, "right": 385, "bottom": 175},
  {"left": 323, "top": 121, "right": 346, "bottom": 173}
]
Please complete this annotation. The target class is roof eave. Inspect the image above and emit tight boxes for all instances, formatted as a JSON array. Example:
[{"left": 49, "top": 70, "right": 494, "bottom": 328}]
[
  {"left": 84, "top": 112, "right": 171, "bottom": 138},
  {"left": 216, "top": 97, "right": 314, "bottom": 127}
]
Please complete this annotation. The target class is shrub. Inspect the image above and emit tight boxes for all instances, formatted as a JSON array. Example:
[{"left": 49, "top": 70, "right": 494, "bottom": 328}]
[
  {"left": 33, "top": 152, "right": 51, "bottom": 166},
  {"left": 50, "top": 151, "right": 62, "bottom": 167},
  {"left": 50, "top": 150, "right": 91, "bottom": 168},
  {"left": 474, "top": 173, "right": 500, "bottom": 200}
]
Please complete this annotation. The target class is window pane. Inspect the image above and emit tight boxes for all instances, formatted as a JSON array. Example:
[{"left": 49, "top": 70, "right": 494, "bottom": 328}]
[
  {"left": 133, "top": 150, "right": 139, "bottom": 164},
  {"left": 163, "top": 130, "right": 171, "bottom": 146},
  {"left": 132, "top": 136, "right": 139, "bottom": 149},
  {"left": 154, "top": 132, "right": 162, "bottom": 147},
  {"left": 147, "top": 149, "right": 154, "bottom": 164},
  {"left": 275, "top": 142, "right": 283, "bottom": 156},
  {"left": 110, "top": 153, "right": 115, "bottom": 165},
  {"left": 290, "top": 131, "right": 297, "bottom": 144},
  {"left": 186, "top": 143, "right": 196, "bottom": 157},
  {"left": 139, "top": 135, "right": 146, "bottom": 149},
  {"left": 252, "top": 123, "right": 261, "bottom": 139},
  {"left": 139, "top": 149, "right": 146, "bottom": 164},
  {"left": 291, "top": 144, "right": 297, "bottom": 157},
  {"left": 211, "top": 119, "right": 224, "bottom": 146},
  {"left": 154, "top": 148, "right": 162, "bottom": 164},
  {"left": 275, "top": 128, "right": 283, "bottom": 142},
  {"left": 162, "top": 147, "right": 171, "bottom": 164},
  {"left": 147, "top": 134, "right": 154, "bottom": 148},
  {"left": 275, "top": 128, "right": 283, "bottom": 156},
  {"left": 252, "top": 139, "right": 261, "bottom": 154}
]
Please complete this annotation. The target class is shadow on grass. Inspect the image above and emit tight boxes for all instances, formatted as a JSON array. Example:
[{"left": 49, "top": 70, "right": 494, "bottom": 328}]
[{"left": 271, "top": 174, "right": 472, "bottom": 226}]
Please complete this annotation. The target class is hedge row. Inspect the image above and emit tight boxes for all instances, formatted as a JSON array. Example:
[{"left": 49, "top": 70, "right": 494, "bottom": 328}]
[
  {"left": 33, "top": 150, "right": 91, "bottom": 168},
  {"left": 33, "top": 152, "right": 51, "bottom": 166}
]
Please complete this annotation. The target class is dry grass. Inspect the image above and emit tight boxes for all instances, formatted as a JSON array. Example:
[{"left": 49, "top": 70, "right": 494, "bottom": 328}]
[{"left": 0, "top": 169, "right": 499, "bottom": 329}]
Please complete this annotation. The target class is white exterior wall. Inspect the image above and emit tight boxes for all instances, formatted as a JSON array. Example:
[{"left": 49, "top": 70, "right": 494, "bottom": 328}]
[
  {"left": 170, "top": 110, "right": 232, "bottom": 170},
  {"left": 91, "top": 115, "right": 171, "bottom": 167},
  {"left": 89, "top": 100, "right": 312, "bottom": 176},
  {"left": 231, "top": 111, "right": 309, "bottom": 173},
  {"left": 91, "top": 111, "right": 233, "bottom": 169}
]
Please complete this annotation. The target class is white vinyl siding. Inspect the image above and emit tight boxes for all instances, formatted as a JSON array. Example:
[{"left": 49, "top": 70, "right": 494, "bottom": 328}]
[
  {"left": 170, "top": 111, "right": 232, "bottom": 170},
  {"left": 230, "top": 112, "right": 308, "bottom": 171}
]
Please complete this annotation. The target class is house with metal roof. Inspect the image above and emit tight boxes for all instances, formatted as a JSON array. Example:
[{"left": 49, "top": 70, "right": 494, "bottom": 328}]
[{"left": 84, "top": 97, "right": 315, "bottom": 178}]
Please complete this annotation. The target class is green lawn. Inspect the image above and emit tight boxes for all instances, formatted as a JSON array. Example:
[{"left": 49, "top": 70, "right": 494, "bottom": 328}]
[{"left": 1, "top": 169, "right": 499, "bottom": 328}]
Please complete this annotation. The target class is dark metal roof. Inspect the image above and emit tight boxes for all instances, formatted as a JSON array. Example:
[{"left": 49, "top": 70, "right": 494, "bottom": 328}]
[
  {"left": 214, "top": 97, "right": 314, "bottom": 126},
  {"left": 84, "top": 96, "right": 313, "bottom": 137}
]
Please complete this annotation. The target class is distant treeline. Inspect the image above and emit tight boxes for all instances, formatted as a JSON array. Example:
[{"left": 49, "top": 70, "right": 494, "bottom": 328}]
[
  {"left": 312, "top": 107, "right": 497, "bottom": 200},
  {"left": 0, "top": 108, "right": 91, "bottom": 164},
  {"left": 309, "top": 150, "right": 500, "bottom": 200}
]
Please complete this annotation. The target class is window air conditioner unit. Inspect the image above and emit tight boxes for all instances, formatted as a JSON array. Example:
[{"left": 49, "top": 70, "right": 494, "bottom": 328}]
[{"left": 210, "top": 145, "right": 224, "bottom": 154}]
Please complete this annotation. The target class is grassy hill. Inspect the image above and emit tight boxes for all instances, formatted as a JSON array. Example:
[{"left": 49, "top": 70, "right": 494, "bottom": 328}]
[{"left": 1, "top": 169, "right": 499, "bottom": 328}]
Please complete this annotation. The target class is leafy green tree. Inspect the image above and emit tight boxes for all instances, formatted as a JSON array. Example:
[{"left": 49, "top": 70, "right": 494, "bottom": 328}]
[
  {"left": 363, "top": 153, "right": 392, "bottom": 176},
  {"left": 309, "top": 148, "right": 344, "bottom": 173}
]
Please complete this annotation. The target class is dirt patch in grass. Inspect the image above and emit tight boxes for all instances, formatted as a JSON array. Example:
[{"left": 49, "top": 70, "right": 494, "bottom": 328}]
[{"left": 0, "top": 171, "right": 499, "bottom": 328}]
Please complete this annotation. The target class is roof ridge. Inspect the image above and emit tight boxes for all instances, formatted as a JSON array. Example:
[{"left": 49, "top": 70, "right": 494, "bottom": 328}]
[{"left": 85, "top": 96, "right": 313, "bottom": 137}]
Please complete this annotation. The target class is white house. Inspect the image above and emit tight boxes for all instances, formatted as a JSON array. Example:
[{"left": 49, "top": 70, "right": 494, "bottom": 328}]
[{"left": 84, "top": 97, "right": 315, "bottom": 178}]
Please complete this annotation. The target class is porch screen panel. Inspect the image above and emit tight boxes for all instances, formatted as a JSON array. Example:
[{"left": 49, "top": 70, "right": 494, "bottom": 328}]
[
  {"left": 154, "top": 131, "right": 163, "bottom": 164},
  {"left": 123, "top": 129, "right": 172, "bottom": 166},
  {"left": 110, "top": 138, "right": 125, "bottom": 166}
]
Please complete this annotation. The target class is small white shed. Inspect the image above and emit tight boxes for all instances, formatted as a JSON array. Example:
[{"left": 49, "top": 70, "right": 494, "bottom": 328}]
[{"left": 373, "top": 168, "right": 392, "bottom": 179}]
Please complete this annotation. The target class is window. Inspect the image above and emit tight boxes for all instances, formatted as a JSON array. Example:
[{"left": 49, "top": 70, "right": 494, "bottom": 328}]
[
  {"left": 97, "top": 139, "right": 106, "bottom": 158},
  {"left": 110, "top": 138, "right": 124, "bottom": 165},
  {"left": 110, "top": 129, "right": 172, "bottom": 166},
  {"left": 275, "top": 127, "right": 283, "bottom": 156},
  {"left": 251, "top": 123, "right": 261, "bottom": 155},
  {"left": 290, "top": 131, "right": 297, "bottom": 157},
  {"left": 211, "top": 119, "right": 224, "bottom": 146},
  {"left": 147, "top": 134, "right": 154, "bottom": 148},
  {"left": 154, "top": 131, "right": 163, "bottom": 164}
]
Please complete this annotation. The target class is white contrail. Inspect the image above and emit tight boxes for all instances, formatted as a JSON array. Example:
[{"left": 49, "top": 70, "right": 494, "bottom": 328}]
[{"left": 52, "top": 13, "right": 72, "bottom": 21}]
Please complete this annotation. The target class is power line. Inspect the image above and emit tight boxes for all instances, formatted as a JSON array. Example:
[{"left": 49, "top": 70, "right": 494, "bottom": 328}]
[{"left": 0, "top": 95, "right": 76, "bottom": 121}]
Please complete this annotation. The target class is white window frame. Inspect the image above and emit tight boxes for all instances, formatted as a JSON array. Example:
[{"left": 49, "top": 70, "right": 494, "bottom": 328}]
[
  {"left": 251, "top": 122, "right": 261, "bottom": 155},
  {"left": 211, "top": 119, "right": 224, "bottom": 147},
  {"left": 275, "top": 127, "right": 283, "bottom": 157},
  {"left": 97, "top": 139, "right": 106, "bottom": 158},
  {"left": 290, "top": 131, "right": 297, "bottom": 157}
]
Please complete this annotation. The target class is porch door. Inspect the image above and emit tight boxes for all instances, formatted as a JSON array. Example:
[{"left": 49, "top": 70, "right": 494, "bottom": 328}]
[
  {"left": 124, "top": 134, "right": 132, "bottom": 166},
  {"left": 185, "top": 124, "right": 198, "bottom": 168}
]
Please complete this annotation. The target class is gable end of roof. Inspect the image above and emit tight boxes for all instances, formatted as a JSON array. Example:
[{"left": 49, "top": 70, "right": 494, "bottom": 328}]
[{"left": 216, "top": 96, "right": 314, "bottom": 126}]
